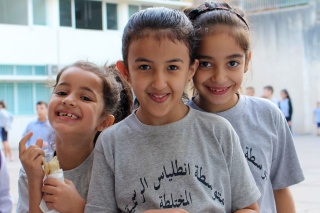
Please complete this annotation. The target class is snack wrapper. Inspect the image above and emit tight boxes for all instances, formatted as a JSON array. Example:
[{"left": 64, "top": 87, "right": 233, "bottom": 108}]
[{"left": 39, "top": 156, "right": 64, "bottom": 213}]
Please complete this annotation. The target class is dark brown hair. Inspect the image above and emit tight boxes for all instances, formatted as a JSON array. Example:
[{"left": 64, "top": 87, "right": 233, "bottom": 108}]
[
  {"left": 0, "top": 100, "right": 6, "bottom": 109},
  {"left": 54, "top": 61, "right": 120, "bottom": 118},
  {"left": 36, "top": 101, "right": 48, "bottom": 108},
  {"left": 185, "top": 1, "right": 251, "bottom": 57},
  {"left": 104, "top": 63, "right": 133, "bottom": 123},
  {"left": 121, "top": 7, "right": 196, "bottom": 67},
  {"left": 53, "top": 61, "right": 133, "bottom": 144}
]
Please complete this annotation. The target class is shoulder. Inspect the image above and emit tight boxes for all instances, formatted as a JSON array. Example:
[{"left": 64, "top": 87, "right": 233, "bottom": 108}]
[
  {"left": 244, "top": 96, "right": 282, "bottom": 113},
  {"left": 25, "top": 119, "right": 39, "bottom": 130},
  {"left": 27, "top": 119, "right": 39, "bottom": 125},
  {"left": 190, "top": 107, "right": 231, "bottom": 125},
  {"left": 98, "top": 114, "right": 133, "bottom": 141},
  {"left": 189, "top": 108, "right": 237, "bottom": 138}
]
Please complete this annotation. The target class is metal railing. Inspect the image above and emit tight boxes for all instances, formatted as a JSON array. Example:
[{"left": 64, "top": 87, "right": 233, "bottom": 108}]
[{"left": 229, "top": 0, "right": 311, "bottom": 12}]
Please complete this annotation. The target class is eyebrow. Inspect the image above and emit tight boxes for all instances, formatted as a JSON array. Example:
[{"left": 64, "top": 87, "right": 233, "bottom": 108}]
[
  {"left": 197, "top": 53, "right": 244, "bottom": 60},
  {"left": 57, "top": 82, "right": 96, "bottom": 94},
  {"left": 134, "top": 57, "right": 184, "bottom": 63}
]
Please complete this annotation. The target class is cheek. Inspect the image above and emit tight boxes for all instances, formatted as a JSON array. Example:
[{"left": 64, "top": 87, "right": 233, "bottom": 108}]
[{"left": 192, "top": 72, "right": 205, "bottom": 86}]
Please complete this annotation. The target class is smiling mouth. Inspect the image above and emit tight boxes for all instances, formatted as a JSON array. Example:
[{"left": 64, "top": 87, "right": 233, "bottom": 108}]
[
  {"left": 58, "top": 112, "right": 78, "bottom": 119},
  {"left": 149, "top": 93, "right": 169, "bottom": 103},
  {"left": 207, "top": 86, "right": 231, "bottom": 95},
  {"left": 151, "top": 94, "right": 167, "bottom": 99}
]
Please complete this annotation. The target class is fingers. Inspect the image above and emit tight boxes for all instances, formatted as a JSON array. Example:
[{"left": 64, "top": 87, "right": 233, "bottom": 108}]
[
  {"left": 64, "top": 179, "right": 73, "bottom": 185},
  {"left": 44, "top": 178, "right": 61, "bottom": 186},
  {"left": 21, "top": 146, "right": 45, "bottom": 162},
  {"left": 19, "top": 132, "right": 33, "bottom": 158},
  {"left": 36, "top": 138, "right": 44, "bottom": 149}
]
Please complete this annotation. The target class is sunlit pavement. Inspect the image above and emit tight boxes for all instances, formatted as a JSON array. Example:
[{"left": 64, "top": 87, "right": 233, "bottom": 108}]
[{"left": 7, "top": 134, "right": 320, "bottom": 213}]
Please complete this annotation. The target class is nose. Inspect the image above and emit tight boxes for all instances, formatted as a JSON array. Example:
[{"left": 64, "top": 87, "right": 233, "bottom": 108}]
[
  {"left": 210, "top": 67, "right": 226, "bottom": 83},
  {"left": 62, "top": 95, "right": 77, "bottom": 107},
  {"left": 151, "top": 71, "right": 167, "bottom": 90}
]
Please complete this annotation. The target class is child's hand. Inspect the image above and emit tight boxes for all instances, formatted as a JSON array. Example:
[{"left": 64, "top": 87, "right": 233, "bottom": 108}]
[
  {"left": 19, "top": 132, "right": 45, "bottom": 182},
  {"left": 143, "top": 209, "right": 189, "bottom": 213},
  {"left": 42, "top": 178, "right": 86, "bottom": 213}
]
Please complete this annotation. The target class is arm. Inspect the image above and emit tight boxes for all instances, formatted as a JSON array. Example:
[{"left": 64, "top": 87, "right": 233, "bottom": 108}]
[
  {"left": 19, "top": 132, "right": 45, "bottom": 213},
  {"left": 234, "top": 202, "right": 259, "bottom": 213},
  {"left": 85, "top": 138, "right": 118, "bottom": 212},
  {"left": 273, "top": 187, "right": 295, "bottom": 213},
  {"left": 42, "top": 178, "right": 86, "bottom": 213}
]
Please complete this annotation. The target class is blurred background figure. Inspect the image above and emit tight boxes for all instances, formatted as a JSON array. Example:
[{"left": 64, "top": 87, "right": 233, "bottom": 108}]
[
  {"left": 0, "top": 149, "right": 13, "bottom": 213},
  {"left": 278, "top": 89, "right": 293, "bottom": 132},
  {"left": 245, "top": 86, "right": 255, "bottom": 96},
  {"left": 313, "top": 101, "right": 320, "bottom": 136},
  {"left": 262, "top": 85, "right": 277, "bottom": 105},
  {"left": 0, "top": 100, "right": 13, "bottom": 161},
  {"left": 22, "top": 101, "right": 53, "bottom": 149}
]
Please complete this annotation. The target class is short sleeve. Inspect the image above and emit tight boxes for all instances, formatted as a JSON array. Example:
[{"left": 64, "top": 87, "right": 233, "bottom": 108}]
[
  {"left": 85, "top": 134, "right": 120, "bottom": 213},
  {"left": 270, "top": 111, "right": 304, "bottom": 189}
]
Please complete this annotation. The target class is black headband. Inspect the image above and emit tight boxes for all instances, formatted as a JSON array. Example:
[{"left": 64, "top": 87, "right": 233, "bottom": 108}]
[{"left": 188, "top": 2, "right": 249, "bottom": 29}]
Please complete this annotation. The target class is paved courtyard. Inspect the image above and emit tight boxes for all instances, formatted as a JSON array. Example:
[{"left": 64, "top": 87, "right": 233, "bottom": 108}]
[{"left": 5, "top": 134, "right": 320, "bottom": 212}]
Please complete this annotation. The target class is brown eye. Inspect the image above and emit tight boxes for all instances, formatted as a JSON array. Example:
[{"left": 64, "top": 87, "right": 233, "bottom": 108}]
[
  {"left": 139, "top": 65, "right": 151, "bottom": 70},
  {"left": 81, "top": 96, "right": 91, "bottom": 101},
  {"left": 168, "top": 65, "right": 178, "bottom": 70},
  {"left": 228, "top": 61, "right": 239, "bottom": 67},
  {"left": 199, "top": 62, "right": 211, "bottom": 68}
]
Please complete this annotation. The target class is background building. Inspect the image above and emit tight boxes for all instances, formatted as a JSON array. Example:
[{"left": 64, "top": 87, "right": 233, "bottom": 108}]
[
  {"left": 0, "top": 0, "right": 191, "bottom": 148},
  {"left": 1, "top": 0, "right": 320, "bottom": 148}
]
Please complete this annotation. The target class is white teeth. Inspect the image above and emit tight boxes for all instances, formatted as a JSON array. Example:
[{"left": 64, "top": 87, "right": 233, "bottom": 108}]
[
  {"left": 152, "top": 94, "right": 165, "bottom": 98},
  {"left": 210, "top": 88, "right": 227, "bottom": 92},
  {"left": 58, "top": 112, "right": 78, "bottom": 119}
]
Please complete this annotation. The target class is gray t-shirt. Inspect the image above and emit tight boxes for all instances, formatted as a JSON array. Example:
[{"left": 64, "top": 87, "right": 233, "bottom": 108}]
[
  {"left": 85, "top": 108, "right": 260, "bottom": 213},
  {"left": 188, "top": 95, "right": 304, "bottom": 213},
  {"left": 17, "top": 150, "right": 94, "bottom": 213}
]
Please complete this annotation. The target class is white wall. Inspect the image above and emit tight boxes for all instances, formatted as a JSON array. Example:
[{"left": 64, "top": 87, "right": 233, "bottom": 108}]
[
  {"left": 7, "top": 116, "right": 37, "bottom": 149},
  {"left": 243, "top": 4, "right": 320, "bottom": 135},
  {"left": 57, "top": 28, "right": 123, "bottom": 65}
]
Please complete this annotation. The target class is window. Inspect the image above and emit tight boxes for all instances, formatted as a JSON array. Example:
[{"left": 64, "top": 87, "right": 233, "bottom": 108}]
[
  {"left": 33, "top": 0, "right": 47, "bottom": 25},
  {"left": 17, "top": 83, "right": 34, "bottom": 115},
  {"left": 0, "top": 0, "right": 28, "bottom": 25},
  {"left": 0, "top": 65, "right": 48, "bottom": 75},
  {"left": 16, "top": 66, "right": 33, "bottom": 75},
  {"left": 75, "top": 1, "right": 102, "bottom": 30},
  {"left": 128, "top": 4, "right": 152, "bottom": 18},
  {"left": 128, "top": 5, "right": 139, "bottom": 18},
  {"left": 0, "top": 65, "right": 14, "bottom": 75},
  {"left": 0, "top": 83, "right": 14, "bottom": 113},
  {"left": 35, "top": 83, "right": 52, "bottom": 105},
  {"left": 59, "top": 0, "right": 72, "bottom": 27},
  {"left": 0, "top": 82, "right": 51, "bottom": 115},
  {"left": 141, "top": 5, "right": 152, "bottom": 10},
  {"left": 35, "top": 66, "right": 48, "bottom": 75},
  {"left": 106, "top": 3, "right": 118, "bottom": 30}
]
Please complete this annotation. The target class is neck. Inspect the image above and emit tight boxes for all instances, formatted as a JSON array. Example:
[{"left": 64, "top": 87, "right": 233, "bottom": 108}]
[
  {"left": 54, "top": 134, "right": 94, "bottom": 170},
  {"left": 136, "top": 101, "right": 189, "bottom": 125},
  {"left": 38, "top": 117, "right": 47, "bottom": 122},
  {"left": 194, "top": 93, "right": 239, "bottom": 113}
]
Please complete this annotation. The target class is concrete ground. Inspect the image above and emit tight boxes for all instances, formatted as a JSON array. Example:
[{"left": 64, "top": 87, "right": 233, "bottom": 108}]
[{"left": 5, "top": 134, "right": 320, "bottom": 212}]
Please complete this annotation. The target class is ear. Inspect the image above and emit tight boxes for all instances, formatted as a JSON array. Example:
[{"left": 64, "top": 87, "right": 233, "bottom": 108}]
[
  {"left": 187, "top": 59, "right": 199, "bottom": 82},
  {"left": 96, "top": 115, "right": 115, "bottom": 132},
  {"left": 116, "top": 60, "right": 130, "bottom": 83},
  {"left": 244, "top": 51, "right": 252, "bottom": 73}
]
